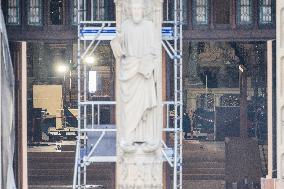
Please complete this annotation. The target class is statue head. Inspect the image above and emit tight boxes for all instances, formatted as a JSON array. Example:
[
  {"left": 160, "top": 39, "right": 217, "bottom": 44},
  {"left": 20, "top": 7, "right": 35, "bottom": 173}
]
[{"left": 130, "top": 0, "right": 144, "bottom": 24}]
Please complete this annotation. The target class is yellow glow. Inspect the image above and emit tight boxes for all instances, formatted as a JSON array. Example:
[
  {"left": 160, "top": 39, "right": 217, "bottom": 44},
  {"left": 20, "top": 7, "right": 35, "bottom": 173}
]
[
  {"left": 56, "top": 64, "right": 69, "bottom": 74},
  {"left": 84, "top": 56, "right": 96, "bottom": 65}
]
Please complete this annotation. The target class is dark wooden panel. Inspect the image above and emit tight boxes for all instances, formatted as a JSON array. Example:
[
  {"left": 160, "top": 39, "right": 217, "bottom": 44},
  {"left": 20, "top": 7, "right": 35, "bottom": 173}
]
[{"left": 184, "top": 29, "right": 275, "bottom": 41}]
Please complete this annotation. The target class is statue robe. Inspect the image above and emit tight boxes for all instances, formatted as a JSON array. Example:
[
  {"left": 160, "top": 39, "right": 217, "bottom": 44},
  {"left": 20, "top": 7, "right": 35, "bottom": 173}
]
[{"left": 113, "top": 19, "right": 159, "bottom": 144}]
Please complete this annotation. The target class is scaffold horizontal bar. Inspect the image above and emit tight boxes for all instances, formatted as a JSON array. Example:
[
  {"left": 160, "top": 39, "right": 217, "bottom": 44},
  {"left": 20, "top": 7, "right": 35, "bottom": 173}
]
[
  {"left": 87, "top": 156, "right": 117, "bottom": 162},
  {"left": 86, "top": 149, "right": 174, "bottom": 163},
  {"left": 80, "top": 27, "right": 174, "bottom": 41},
  {"left": 80, "top": 21, "right": 176, "bottom": 24},
  {"left": 80, "top": 128, "right": 179, "bottom": 132},
  {"left": 80, "top": 21, "right": 116, "bottom": 24},
  {"left": 81, "top": 128, "right": 117, "bottom": 132},
  {"left": 79, "top": 101, "right": 174, "bottom": 106},
  {"left": 79, "top": 101, "right": 116, "bottom": 105}
]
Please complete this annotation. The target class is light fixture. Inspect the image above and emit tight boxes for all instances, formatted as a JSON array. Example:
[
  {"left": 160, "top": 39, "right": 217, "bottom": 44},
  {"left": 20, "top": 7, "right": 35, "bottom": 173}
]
[
  {"left": 56, "top": 64, "right": 69, "bottom": 74},
  {"left": 239, "top": 65, "right": 245, "bottom": 73},
  {"left": 225, "top": 61, "right": 231, "bottom": 65},
  {"left": 84, "top": 56, "right": 96, "bottom": 65}
]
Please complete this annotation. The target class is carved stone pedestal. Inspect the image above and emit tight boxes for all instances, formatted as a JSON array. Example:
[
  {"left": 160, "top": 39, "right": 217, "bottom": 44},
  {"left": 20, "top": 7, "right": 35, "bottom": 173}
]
[{"left": 118, "top": 145, "right": 163, "bottom": 189}]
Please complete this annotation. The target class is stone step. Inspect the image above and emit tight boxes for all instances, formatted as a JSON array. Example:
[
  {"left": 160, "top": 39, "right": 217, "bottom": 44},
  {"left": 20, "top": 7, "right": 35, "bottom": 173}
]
[
  {"left": 28, "top": 175, "right": 113, "bottom": 186},
  {"left": 28, "top": 159, "right": 75, "bottom": 164},
  {"left": 29, "top": 186, "right": 73, "bottom": 189},
  {"left": 29, "top": 182, "right": 112, "bottom": 188},
  {"left": 183, "top": 180, "right": 226, "bottom": 189},
  {"left": 182, "top": 173, "right": 225, "bottom": 180},
  {"left": 183, "top": 152, "right": 225, "bottom": 162},
  {"left": 28, "top": 168, "right": 112, "bottom": 176},
  {"left": 182, "top": 168, "right": 225, "bottom": 175},
  {"left": 28, "top": 162, "right": 113, "bottom": 170},
  {"left": 29, "top": 185, "right": 104, "bottom": 189},
  {"left": 28, "top": 162, "right": 74, "bottom": 169},
  {"left": 29, "top": 176, "right": 73, "bottom": 185},
  {"left": 29, "top": 184, "right": 106, "bottom": 189},
  {"left": 183, "top": 142, "right": 225, "bottom": 151},
  {"left": 28, "top": 152, "right": 75, "bottom": 157},
  {"left": 28, "top": 173, "right": 112, "bottom": 180},
  {"left": 183, "top": 162, "right": 225, "bottom": 169},
  {"left": 28, "top": 152, "right": 75, "bottom": 163}
]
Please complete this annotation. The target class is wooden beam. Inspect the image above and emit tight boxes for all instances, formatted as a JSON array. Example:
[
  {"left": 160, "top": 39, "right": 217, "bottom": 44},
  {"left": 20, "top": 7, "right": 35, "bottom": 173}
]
[
  {"left": 162, "top": 49, "right": 170, "bottom": 189},
  {"left": 13, "top": 41, "right": 28, "bottom": 189},
  {"left": 183, "top": 29, "right": 276, "bottom": 41},
  {"left": 5, "top": 28, "right": 275, "bottom": 42}
]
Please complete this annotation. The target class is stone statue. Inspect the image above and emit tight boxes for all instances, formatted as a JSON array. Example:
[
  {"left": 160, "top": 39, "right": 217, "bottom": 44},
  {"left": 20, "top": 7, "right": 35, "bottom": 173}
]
[
  {"left": 112, "top": 0, "right": 163, "bottom": 188},
  {"left": 111, "top": 0, "right": 161, "bottom": 153}
]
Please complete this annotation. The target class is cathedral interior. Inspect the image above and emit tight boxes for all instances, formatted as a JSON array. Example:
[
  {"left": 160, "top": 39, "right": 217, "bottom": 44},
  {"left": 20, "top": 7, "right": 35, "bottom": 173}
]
[{"left": 0, "top": 0, "right": 277, "bottom": 188}]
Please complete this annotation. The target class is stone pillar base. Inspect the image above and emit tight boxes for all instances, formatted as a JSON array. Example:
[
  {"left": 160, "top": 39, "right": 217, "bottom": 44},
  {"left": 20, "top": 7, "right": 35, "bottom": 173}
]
[
  {"left": 117, "top": 145, "right": 163, "bottom": 189},
  {"left": 261, "top": 178, "right": 276, "bottom": 189},
  {"left": 261, "top": 178, "right": 284, "bottom": 189}
]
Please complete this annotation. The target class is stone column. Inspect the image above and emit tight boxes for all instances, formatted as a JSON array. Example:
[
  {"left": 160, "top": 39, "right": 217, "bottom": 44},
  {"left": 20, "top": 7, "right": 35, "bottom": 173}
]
[
  {"left": 263, "top": 1, "right": 284, "bottom": 188},
  {"left": 267, "top": 40, "right": 273, "bottom": 179},
  {"left": 275, "top": 1, "right": 284, "bottom": 188},
  {"left": 261, "top": 40, "right": 276, "bottom": 189},
  {"left": 113, "top": 0, "right": 163, "bottom": 188}
]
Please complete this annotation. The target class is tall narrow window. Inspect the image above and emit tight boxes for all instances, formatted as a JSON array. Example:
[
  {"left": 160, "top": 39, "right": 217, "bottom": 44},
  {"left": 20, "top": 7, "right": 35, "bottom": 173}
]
[
  {"left": 193, "top": 0, "right": 209, "bottom": 25},
  {"left": 182, "top": 0, "right": 188, "bottom": 24},
  {"left": 72, "top": 0, "right": 83, "bottom": 24},
  {"left": 7, "top": 0, "right": 20, "bottom": 25},
  {"left": 93, "top": 0, "right": 105, "bottom": 20},
  {"left": 104, "top": 0, "right": 115, "bottom": 20},
  {"left": 163, "top": 0, "right": 174, "bottom": 21},
  {"left": 259, "top": 0, "right": 272, "bottom": 24},
  {"left": 50, "top": 0, "right": 64, "bottom": 25},
  {"left": 237, "top": 0, "right": 253, "bottom": 25},
  {"left": 163, "top": 0, "right": 186, "bottom": 23},
  {"left": 28, "top": 0, "right": 42, "bottom": 25}
]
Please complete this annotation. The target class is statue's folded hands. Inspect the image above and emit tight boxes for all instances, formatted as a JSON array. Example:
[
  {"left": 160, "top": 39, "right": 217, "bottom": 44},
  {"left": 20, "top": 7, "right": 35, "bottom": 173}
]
[{"left": 138, "top": 56, "right": 155, "bottom": 79}]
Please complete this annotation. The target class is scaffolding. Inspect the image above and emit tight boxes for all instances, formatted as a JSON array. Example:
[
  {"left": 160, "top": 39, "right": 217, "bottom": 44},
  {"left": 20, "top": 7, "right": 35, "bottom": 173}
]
[{"left": 73, "top": 0, "right": 183, "bottom": 188}]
